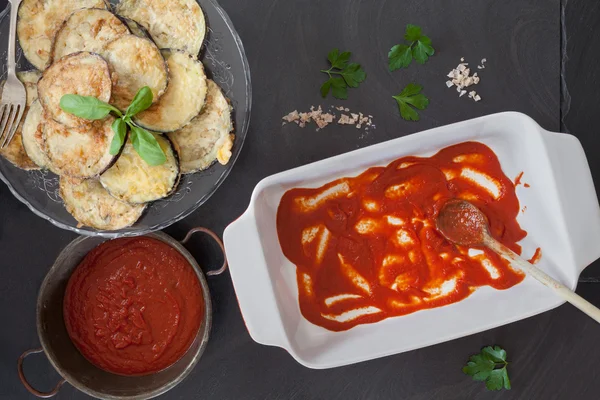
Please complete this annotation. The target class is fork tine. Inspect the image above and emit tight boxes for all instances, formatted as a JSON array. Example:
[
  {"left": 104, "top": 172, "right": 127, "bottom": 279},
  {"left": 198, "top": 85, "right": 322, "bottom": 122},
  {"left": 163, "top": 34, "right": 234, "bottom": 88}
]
[
  {"left": 0, "top": 105, "right": 17, "bottom": 148},
  {"left": 0, "top": 104, "right": 10, "bottom": 139},
  {"left": 3, "top": 104, "right": 24, "bottom": 148}
]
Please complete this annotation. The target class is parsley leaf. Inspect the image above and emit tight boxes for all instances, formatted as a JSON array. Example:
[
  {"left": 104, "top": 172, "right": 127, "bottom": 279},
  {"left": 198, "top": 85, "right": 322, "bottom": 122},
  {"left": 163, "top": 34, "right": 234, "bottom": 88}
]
[
  {"left": 463, "top": 346, "right": 511, "bottom": 391},
  {"left": 340, "top": 63, "right": 366, "bottom": 88},
  {"left": 404, "top": 24, "right": 422, "bottom": 42},
  {"left": 330, "top": 77, "right": 348, "bottom": 100},
  {"left": 412, "top": 35, "right": 434, "bottom": 64},
  {"left": 388, "top": 45, "right": 412, "bottom": 70},
  {"left": 320, "top": 80, "right": 332, "bottom": 98},
  {"left": 462, "top": 353, "right": 495, "bottom": 381},
  {"left": 328, "top": 49, "right": 351, "bottom": 69},
  {"left": 320, "top": 49, "right": 366, "bottom": 99},
  {"left": 388, "top": 24, "right": 435, "bottom": 71},
  {"left": 482, "top": 345, "right": 508, "bottom": 364},
  {"left": 487, "top": 368, "right": 511, "bottom": 391},
  {"left": 392, "top": 83, "right": 429, "bottom": 121}
]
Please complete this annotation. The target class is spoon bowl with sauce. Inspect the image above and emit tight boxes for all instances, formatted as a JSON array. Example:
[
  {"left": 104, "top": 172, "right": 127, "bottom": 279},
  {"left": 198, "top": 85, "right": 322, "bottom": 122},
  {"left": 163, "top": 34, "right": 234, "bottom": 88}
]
[{"left": 437, "top": 199, "right": 600, "bottom": 323}]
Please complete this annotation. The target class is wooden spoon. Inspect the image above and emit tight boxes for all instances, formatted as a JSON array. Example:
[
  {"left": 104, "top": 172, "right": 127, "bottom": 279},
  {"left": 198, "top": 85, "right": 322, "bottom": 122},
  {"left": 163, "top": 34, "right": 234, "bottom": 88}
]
[{"left": 436, "top": 198, "right": 600, "bottom": 323}]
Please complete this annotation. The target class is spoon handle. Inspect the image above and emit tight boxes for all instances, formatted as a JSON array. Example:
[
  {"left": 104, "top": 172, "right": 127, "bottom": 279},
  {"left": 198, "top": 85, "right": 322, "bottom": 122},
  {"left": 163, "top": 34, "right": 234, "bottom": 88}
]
[{"left": 484, "top": 236, "right": 600, "bottom": 323}]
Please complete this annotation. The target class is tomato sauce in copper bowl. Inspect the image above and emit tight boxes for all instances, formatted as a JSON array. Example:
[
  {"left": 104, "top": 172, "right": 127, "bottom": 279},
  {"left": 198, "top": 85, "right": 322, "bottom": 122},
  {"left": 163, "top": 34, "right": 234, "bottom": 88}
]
[{"left": 17, "top": 228, "right": 227, "bottom": 400}]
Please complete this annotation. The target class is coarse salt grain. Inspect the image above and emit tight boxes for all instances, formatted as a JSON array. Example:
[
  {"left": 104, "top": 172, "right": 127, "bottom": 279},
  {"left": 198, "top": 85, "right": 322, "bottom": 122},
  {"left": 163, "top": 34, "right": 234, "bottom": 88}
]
[
  {"left": 316, "top": 113, "right": 334, "bottom": 128},
  {"left": 282, "top": 106, "right": 374, "bottom": 131},
  {"left": 282, "top": 110, "right": 299, "bottom": 123},
  {"left": 446, "top": 57, "right": 485, "bottom": 102},
  {"left": 338, "top": 114, "right": 356, "bottom": 124}
]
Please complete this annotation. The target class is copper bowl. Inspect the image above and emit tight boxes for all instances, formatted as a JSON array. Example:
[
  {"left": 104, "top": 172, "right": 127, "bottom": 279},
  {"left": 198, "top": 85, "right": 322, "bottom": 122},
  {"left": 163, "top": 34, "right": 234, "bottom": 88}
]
[{"left": 18, "top": 228, "right": 227, "bottom": 399}]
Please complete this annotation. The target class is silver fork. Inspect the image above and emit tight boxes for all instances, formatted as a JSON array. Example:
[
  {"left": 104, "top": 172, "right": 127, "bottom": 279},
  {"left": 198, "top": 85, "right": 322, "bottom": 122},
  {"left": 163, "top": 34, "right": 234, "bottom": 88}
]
[{"left": 0, "top": 0, "right": 26, "bottom": 148}]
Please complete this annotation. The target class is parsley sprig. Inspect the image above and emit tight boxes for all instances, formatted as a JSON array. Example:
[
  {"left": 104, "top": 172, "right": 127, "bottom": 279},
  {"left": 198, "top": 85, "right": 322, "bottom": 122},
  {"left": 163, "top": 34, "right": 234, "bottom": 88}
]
[
  {"left": 320, "top": 49, "right": 366, "bottom": 99},
  {"left": 392, "top": 83, "right": 429, "bottom": 121},
  {"left": 60, "top": 87, "right": 166, "bottom": 166},
  {"left": 388, "top": 24, "right": 435, "bottom": 71},
  {"left": 463, "top": 346, "right": 511, "bottom": 391}
]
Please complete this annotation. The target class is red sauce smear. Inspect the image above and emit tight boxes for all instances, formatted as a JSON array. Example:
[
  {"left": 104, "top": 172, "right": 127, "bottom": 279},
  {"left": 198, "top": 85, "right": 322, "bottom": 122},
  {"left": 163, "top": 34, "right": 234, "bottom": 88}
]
[
  {"left": 514, "top": 171, "right": 524, "bottom": 186},
  {"left": 515, "top": 171, "right": 530, "bottom": 188},
  {"left": 529, "top": 247, "right": 542, "bottom": 264},
  {"left": 277, "top": 142, "right": 528, "bottom": 331},
  {"left": 64, "top": 237, "right": 204, "bottom": 376}
]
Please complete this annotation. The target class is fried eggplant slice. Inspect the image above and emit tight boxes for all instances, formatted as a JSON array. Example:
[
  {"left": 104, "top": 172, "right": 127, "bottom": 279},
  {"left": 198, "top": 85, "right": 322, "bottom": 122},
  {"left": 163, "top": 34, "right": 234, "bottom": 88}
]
[
  {"left": 37, "top": 52, "right": 112, "bottom": 128},
  {"left": 43, "top": 116, "right": 118, "bottom": 178},
  {"left": 51, "top": 8, "right": 129, "bottom": 62},
  {"left": 134, "top": 50, "right": 207, "bottom": 132},
  {"left": 17, "top": 0, "right": 108, "bottom": 70},
  {"left": 21, "top": 100, "right": 53, "bottom": 170},
  {"left": 60, "top": 177, "right": 146, "bottom": 230},
  {"left": 118, "top": 16, "right": 152, "bottom": 39},
  {"left": 116, "top": 0, "right": 206, "bottom": 55},
  {"left": 100, "top": 134, "right": 180, "bottom": 203},
  {"left": 101, "top": 35, "right": 168, "bottom": 111},
  {"left": 168, "top": 80, "right": 234, "bottom": 173}
]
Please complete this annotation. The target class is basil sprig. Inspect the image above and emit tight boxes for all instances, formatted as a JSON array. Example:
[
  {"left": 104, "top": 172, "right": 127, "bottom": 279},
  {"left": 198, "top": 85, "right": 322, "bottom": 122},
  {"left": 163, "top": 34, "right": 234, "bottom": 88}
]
[
  {"left": 59, "top": 95, "right": 121, "bottom": 119},
  {"left": 59, "top": 87, "right": 166, "bottom": 166}
]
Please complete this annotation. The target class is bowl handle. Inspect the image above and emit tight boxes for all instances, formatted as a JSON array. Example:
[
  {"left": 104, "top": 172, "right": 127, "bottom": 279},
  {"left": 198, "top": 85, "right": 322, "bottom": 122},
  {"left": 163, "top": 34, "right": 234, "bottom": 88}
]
[
  {"left": 180, "top": 227, "right": 228, "bottom": 276},
  {"left": 17, "top": 348, "right": 66, "bottom": 398},
  {"left": 542, "top": 131, "right": 600, "bottom": 273},
  {"left": 223, "top": 212, "right": 289, "bottom": 348}
]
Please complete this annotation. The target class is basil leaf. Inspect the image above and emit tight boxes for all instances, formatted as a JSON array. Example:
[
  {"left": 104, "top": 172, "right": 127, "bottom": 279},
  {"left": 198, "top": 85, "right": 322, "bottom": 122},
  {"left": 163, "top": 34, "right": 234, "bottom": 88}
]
[
  {"left": 109, "top": 118, "right": 127, "bottom": 155},
  {"left": 130, "top": 126, "right": 166, "bottom": 166},
  {"left": 126, "top": 86, "right": 153, "bottom": 117},
  {"left": 59, "top": 94, "right": 120, "bottom": 120}
]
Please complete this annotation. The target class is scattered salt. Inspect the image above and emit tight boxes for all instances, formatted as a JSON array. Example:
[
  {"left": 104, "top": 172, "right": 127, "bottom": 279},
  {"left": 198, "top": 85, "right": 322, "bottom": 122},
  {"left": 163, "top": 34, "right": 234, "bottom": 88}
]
[
  {"left": 445, "top": 57, "right": 486, "bottom": 102},
  {"left": 282, "top": 106, "right": 374, "bottom": 132}
]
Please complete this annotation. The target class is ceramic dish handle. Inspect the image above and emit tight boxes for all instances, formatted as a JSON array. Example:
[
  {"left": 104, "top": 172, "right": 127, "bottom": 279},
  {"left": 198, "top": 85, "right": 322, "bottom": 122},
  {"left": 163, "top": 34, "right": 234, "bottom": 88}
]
[
  {"left": 18, "top": 348, "right": 66, "bottom": 398},
  {"left": 224, "top": 213, "right": 289, "bottom": 347},
  {"left": 542, "top": 131, "right": 600, "bottom": 272},
  {"left": 181, "top": 227, "right": 228, "bottom": 276}
]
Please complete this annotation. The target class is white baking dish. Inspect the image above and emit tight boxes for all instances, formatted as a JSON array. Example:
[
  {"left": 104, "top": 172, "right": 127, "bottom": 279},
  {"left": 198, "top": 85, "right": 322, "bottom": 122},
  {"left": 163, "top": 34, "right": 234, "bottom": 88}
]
[{"left": 223, "top": 112, "right": 600, "bottom": 369}]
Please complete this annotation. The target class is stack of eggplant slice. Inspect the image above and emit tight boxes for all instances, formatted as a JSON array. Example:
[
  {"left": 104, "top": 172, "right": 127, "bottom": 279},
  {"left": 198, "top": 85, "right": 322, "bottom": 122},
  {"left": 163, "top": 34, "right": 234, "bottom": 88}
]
[{"left": 0, "top": 0, "right": 234, "bottom": 230}]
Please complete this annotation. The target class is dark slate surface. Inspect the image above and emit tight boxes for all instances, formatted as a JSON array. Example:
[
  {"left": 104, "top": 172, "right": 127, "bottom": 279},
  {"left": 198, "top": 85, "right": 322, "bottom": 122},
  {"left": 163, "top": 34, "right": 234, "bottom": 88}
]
[{"left": 1, "top": 0, "right": 599, "bottom": 399}]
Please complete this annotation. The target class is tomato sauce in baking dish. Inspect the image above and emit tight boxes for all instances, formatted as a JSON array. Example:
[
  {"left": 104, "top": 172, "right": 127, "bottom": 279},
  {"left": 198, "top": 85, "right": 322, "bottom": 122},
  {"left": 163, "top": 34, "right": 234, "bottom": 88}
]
[
  {"left": 276, "top": 141, "right": 530, "bottom": 331},
  {"left": 63, "top": 237, "right": 203, "bottom": 375}
]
